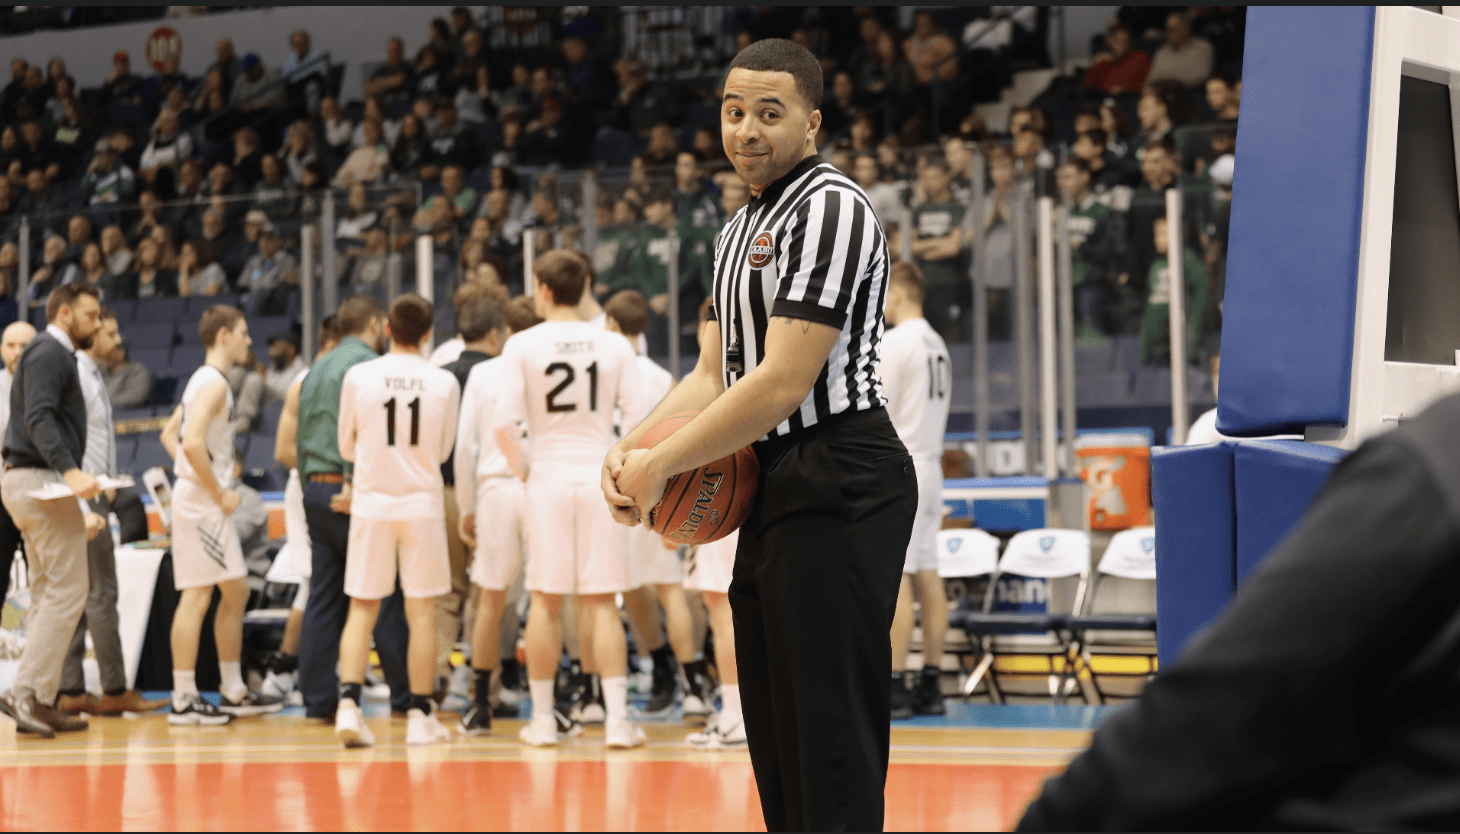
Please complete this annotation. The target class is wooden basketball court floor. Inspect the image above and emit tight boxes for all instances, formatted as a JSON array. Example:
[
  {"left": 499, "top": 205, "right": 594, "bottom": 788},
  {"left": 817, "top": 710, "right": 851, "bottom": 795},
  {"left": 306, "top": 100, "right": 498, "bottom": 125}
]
[{"left": 0, "top": 697, "right": 1109, "bottom": 831}]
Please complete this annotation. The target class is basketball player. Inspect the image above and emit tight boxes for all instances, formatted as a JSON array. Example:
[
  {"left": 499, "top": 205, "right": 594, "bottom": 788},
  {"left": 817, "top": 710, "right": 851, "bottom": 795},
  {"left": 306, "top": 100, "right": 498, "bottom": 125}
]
[
  {"left": 493, "top": 250, "right": 645, "bottom": 749},
  {"left": 163, "top": 305, "right": 283, "bottom": 724},
  {"left": 604, "top": 289, "right": 708, "bottom": 719},
  {"left": 879, "top": 262, "right": 952, "bottom": 719},
  {"left": 453, "top": 295, "right": 517, "bottom": 735},
  {"left": 333, "top": 295, "right": 460, "bottom": 748},
  {"left": 683, "top": 298, "right": 745, "bottom": 749},
  {"left": 267, "top": 315, "right": 341, "bottom": 700},
  {"left": 608, "top": 39, "right": 915, "bottom": 830}
]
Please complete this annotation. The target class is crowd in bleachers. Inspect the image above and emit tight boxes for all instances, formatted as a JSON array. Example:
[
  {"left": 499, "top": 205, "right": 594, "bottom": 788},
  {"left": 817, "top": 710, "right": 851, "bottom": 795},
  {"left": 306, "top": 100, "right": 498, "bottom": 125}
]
[{"left": 0, "top": 4, "right": 1246, "bottom": 428}]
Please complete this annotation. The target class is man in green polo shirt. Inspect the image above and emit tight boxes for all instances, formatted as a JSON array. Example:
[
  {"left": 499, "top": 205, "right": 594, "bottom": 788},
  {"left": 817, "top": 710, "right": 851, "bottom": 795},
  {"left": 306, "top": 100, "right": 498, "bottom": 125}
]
[{"left": 295, "top": 295, "right": 414, "bottom": 720}]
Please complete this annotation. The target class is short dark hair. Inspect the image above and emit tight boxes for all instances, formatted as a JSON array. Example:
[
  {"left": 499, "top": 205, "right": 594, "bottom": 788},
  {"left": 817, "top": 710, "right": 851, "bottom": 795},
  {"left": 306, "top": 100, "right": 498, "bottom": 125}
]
[
  {"left": 318, "top": 314, "right": 341, "bottom": 348},
  {"left": 45, "top": 281, "right": 99, "bottom": 323},
  {"left": 337, "top": 294, "right": 385, "bottom": 336},
  {"left": 199, "top": 303, "right": 244, "bottom": 348},
  {"left": 1061, "top": 157, "right": 1092, "bottom": 176},
  {"left": 1077, "top": 128, "right": 1108, "bottom": 147},
  {"left": 98, "top": 305, "right": 117, "bottom": 323},
  {"left": 388, "top": 294, "right": 434, "bottom": 347},
  {"left": 503, "top": 296, "right": 543, "bottom": 333},
  {"left": 562, "top": 248, "right": 597, "bottom": 288},
  {"left": 457, "top": 294, "right": 504, "bottom": 342},
  {"left": 889, "top": 261, "right": 924, "bottom": 303},
  {"left": 920, "top": 153, "right": 948, "bottom": 172},
  {"left": 533, "top": 250, "right": 587, "bottom": 306},
  {"left": 1143, "top": 136, "right": 1177, "bottom": 158},
  {"left": 727, "top": 37, "right": 824, "bottom": 111},
  {"left": 604, "top": 289, "right": 649, "bottom": 338}
]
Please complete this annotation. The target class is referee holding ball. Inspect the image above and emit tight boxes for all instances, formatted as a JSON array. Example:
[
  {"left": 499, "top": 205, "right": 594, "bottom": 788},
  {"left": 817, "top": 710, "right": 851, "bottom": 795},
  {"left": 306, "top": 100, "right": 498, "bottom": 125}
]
[{"left": 607, "top": 38, "right": 915, "bottom": 831}]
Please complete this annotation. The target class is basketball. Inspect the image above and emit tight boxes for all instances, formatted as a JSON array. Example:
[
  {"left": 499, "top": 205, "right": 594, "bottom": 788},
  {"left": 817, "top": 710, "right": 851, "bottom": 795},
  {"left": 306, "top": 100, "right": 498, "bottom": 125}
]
[{"left": 635, "top": 411, "right": 759, "bottom": 545}]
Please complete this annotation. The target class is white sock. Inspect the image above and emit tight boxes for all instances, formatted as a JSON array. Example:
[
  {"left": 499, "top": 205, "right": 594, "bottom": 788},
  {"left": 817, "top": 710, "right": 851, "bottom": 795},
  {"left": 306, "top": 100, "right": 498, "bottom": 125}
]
[
  {"left": 603, "top": 676, "right": 629, "bottom": 724},
  {"left": 529, "top": 679, "right": 554, "bottom": 721},
  {"left": 172, "top": 670, "right": 197, "bottom": 704},
  {"left": 720, "top": 684, "right": 742, "bottom": 725},
  {"left": 219, "top": 661, "right": 246, "bottom": 701}
]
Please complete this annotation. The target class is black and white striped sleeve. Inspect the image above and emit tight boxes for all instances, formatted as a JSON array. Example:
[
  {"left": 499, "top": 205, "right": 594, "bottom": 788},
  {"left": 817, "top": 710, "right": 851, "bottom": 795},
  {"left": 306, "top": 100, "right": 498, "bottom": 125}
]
[{"left": 770, "top": 188, "right": 879, "bottom": 330}]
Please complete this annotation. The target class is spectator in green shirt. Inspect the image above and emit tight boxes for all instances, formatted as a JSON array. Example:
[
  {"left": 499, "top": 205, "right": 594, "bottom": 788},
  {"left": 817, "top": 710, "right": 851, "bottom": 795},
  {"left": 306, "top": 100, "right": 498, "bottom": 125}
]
[
  {"left": 1058, "top": 158, "right": 1125, "bottom": 338},
  {"left": 636, "top": 184, "right": 711, "bottom": 356},
  {"left": 595, "top": 196, "right": 643, "bottom": 295},
  {"left": 1140, "top": 215, "right": 1208, "bottom": 366},
  {"left": 910, "top": 155, "right": 966, "bottom": 341},
  {"left": 295, "top": 295, "right": 414, "bottom": 720},
  {"left": 672, "top": 151, "right": 722, "bottom": 229}
]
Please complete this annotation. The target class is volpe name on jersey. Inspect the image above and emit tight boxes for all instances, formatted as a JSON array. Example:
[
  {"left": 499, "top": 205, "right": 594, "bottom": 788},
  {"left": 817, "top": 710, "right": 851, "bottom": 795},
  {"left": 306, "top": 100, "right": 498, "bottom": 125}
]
[
  {"left": 384, "top": 376, "right": 427, "bottom": 391},
  {"left": 556, "top": 340, "right": 596, "bottom": 355}
]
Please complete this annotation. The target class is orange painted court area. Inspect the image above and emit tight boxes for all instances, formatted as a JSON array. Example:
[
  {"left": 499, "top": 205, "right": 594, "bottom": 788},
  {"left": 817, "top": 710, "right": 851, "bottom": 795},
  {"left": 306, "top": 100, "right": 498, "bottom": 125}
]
[{"left": 0, "top": 716, "right": 1074, "bottom": 831}]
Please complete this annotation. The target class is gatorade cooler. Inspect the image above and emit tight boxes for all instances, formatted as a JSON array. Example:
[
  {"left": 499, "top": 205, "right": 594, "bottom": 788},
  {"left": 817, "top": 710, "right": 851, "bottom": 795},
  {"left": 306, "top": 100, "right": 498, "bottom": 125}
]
[{"left": 1075, "top": 430, "right": 1153, "bottom": 530}]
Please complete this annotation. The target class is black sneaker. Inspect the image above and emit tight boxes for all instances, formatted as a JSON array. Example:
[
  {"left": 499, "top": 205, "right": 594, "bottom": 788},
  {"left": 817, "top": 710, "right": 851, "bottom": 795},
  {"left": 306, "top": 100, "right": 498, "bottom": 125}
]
[
  {"left": 491, "top": 700, "right": 520, "bottom": 719},
  {"left": 577, "top": 675, "right": 606, "bottom": 725},
  {"left": 219, "top": 690, "right": 286, "bottom": 717},
  {"left": 889, "top": 676, "right": 914, "bottom": 720},
  {"left": 913, "top": 671, "right": 946, "bottom": 716},
  {"left": 169, "top": 693, "right": 235, "bottom": 726},
  {"left": 553, "top": 705, "right": 584, "bottom": 738},
  {"left": 645, "top": 661, "right": 679, "bottom": 717},
  {"left": 458, "top": 702, "right": 492, "bottom": 736}
]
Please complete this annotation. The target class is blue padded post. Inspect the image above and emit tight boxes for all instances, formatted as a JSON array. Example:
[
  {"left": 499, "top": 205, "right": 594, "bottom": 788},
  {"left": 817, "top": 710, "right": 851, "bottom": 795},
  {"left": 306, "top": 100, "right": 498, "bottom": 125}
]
[
  {"left": 1151, "top": 443, "right": 1236, "bottom": 668},
  {"left": 1216, "top": 7, "right": 1374, "bottom": 435},
  {"left": 1232, "top": 440, "right": 1345, "bottom": 583}
]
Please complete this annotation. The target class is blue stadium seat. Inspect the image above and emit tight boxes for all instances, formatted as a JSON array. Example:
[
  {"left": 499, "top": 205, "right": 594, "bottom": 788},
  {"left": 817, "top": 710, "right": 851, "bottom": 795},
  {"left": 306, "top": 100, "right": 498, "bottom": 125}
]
[
  {"left": 243, "top": 441, "right": 284, "bottom": 491},
  {"left": 592, "top": 127, "right": 646, "bottom": 167},
  {"left": 170, "top": 347, "right": 207, "bottom": 376},
  {"left": 258, "top": 400, "right": 284, "bottom": 444},
  {"left": 0, "top": 298, "right": 18, "bottom": 330},
  {"left": 131, "top": 433, "right": 174, "bottom": 478},
  {"left": 130, "top": 348, "right": 171, "bottom": 378},
  {"left": 152, "top": 377, "right": 179, "bottom": 406},
  {"left": 128, "top": 322, "right": 178, "bottom": 350},
  {"left": 133, "top": 297, "right": 189, "bottom": 323},
  {"left": 109, "top": 299, "right": 138, "bottom": 323},
  {"left": 114, "top": 435, "right": 138, "bottom": 471},
  {"left": 249, "top": 316, "right": 293, "bottom": 345},
  {"left": 113, "top": 407, "right": 154, "bottom": 424}
]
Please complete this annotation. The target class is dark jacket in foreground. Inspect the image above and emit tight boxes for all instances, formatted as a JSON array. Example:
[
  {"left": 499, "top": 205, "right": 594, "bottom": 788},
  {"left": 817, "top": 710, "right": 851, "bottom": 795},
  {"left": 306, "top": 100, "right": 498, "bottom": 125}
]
[
  {"left": 2, "top": 329, "right": 86, "bottom": 473},
  {"left": 1020, "top": 392, "right": 1460, "bottom": 831}
]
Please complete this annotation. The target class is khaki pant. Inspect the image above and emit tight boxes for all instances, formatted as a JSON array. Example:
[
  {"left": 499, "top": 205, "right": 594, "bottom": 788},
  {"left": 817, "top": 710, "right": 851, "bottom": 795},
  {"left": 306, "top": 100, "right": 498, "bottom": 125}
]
[
  {"left": 436, "top": 485, "right": 471, "bottom": 678},
  {"left": 1, "top": 468, "right": 88, "bottom": 705}
]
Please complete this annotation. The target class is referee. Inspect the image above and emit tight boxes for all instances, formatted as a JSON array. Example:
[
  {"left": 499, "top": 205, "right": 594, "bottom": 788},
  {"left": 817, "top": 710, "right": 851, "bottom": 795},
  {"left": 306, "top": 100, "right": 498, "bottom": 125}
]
[{"left": 608, "top": 39, "right": 915, "bottom": 831}]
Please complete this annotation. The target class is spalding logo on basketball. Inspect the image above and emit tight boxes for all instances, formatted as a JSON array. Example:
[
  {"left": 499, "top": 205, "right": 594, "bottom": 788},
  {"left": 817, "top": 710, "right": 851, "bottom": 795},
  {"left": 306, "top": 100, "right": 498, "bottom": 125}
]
[
  {"left": 747, "top": 233, "right": 774, "bottom": 268},
  {"left": 637, "top": 411, "right": 759, "bottom": 545}
]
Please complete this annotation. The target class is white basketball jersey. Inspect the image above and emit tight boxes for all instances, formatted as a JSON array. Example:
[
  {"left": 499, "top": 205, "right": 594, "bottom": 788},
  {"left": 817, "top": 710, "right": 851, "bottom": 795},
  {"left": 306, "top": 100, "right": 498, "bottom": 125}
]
[
  {"left": 174, "top": 364, "right": 235, "bottom": 489},
  {"left": 493, "top": 319, "right": 642, "bottom": 476},
  {"left": 457, "top": 356, "right": 520, "bottom": 484},
  {"left": 339, "top": 352, "right": 461, "bottom": 520},
  {"left": 615, "top": 354, "right": 673, "bottom": 437},
  {"left": 879, "top": 317, "right": 952, "bottom": 461}
]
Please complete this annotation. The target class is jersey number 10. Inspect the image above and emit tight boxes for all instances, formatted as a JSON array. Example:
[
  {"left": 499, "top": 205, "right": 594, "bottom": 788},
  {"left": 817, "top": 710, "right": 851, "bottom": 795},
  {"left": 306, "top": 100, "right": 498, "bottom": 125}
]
[
  {"left": 928, "top": 356, "right": 950, "bottom": 400},
  {"left": 546, "top": 361, "right": 598, "bottom": 413},
  {"left": 384, "top": 396, "right": 420, "bottom": 446}
]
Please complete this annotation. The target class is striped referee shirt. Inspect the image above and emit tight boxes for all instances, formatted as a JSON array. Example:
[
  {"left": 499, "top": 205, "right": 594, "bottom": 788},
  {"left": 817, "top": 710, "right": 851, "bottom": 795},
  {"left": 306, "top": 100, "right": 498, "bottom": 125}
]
[{"left": 709, "top": 154, "right": 891, "bottom": 438}]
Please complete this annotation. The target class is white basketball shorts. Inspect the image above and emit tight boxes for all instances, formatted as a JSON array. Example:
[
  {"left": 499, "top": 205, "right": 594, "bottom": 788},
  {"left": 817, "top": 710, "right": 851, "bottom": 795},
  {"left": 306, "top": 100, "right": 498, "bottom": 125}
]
[
  {"left": 684, "top": 529, "right": 738, "bottom": 595},
  {"left": 345, "top": 515, "right": 451, "bottom": 600},
  {"left": 524, "top": 474, "right": 630, "bottom": 596},
  {"left": 904, "top": 456, "right": 943, "bottom": 574},
  {"left": 630, "top": 525, "right": 682, "bottom": 587},
  {"left": 470, "top": 478, "right": 526, "bottom": 592},
  {"left": 171, "top": 478, "right": 248, "bottom": 591}
]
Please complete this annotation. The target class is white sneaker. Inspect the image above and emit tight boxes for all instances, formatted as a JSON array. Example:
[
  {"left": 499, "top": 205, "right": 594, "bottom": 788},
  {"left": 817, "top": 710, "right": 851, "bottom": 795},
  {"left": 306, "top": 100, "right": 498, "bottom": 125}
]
[
  {"left": 578, "top": 701, "right": 606, "bottom": 725},
  {"left": 604, "top": 717, "right": 646, "bottom": 749},
  {"left": 405, "top": 708, "right": 452, "bottom": 745},
  {"left": 519, "top": 713, "right": 559, "bottom": 747},
  {"left": 681, "top": 693, "right": 711, "bottom": 720},
  {"left": 687, "top": 713, "right": 747, "bottom": 749},
  {"left": 335, "top": 700, "right": 375, "bottom": 748},
  {"left": 260, "top": 670, "right": 297, "bottom": 700}
]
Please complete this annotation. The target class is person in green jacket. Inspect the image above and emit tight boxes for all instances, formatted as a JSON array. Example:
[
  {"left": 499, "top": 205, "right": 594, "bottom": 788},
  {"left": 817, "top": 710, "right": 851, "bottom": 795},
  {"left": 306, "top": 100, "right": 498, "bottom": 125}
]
[
  {"left": 1058, "top": 158, "right": 1126, "bottom": 338},
  {"left": 1140, "top": 214, "right": 1207, "bottom": 366},
  {"left": 594, "top": 196, "right": 643, "bottom": 295},
  {"left": 633, "top": 184, "right": 712, "bottom": 355}
]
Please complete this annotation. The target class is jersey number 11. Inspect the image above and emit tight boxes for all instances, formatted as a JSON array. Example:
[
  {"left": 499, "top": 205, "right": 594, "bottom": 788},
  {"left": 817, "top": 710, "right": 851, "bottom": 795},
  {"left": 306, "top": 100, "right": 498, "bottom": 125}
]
[{"left": 385, "top": 396, "right": 420, "bottom": 446}]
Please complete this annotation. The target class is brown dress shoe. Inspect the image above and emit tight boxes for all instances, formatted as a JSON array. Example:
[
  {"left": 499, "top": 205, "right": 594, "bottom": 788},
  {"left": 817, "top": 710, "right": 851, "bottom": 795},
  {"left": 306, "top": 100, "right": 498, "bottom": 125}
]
[
  {"left": 32, "top": 700, "right": 89, "bottom": 733},
  {"left": 95, "top": 690, "right": 170, "bottom": 716},
  {"left": 56, "top": 692, "right": 101, "bottom": 715},
  {"left": 0, "top": 688, "right": 56, "bottom": 737}
]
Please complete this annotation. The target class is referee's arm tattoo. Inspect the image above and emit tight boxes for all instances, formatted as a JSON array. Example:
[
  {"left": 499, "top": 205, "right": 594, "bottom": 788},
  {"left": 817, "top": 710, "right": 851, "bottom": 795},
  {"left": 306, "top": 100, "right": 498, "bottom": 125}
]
[{"left": 772, "top": 316, "right": 814, "bottom": 335}]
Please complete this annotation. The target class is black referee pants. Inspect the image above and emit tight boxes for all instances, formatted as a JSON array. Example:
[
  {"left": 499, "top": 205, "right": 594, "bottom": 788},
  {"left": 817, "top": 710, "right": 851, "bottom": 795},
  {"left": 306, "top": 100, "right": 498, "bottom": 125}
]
[{"left": 730, "top": 407, "right": 917, "bottom": 832}]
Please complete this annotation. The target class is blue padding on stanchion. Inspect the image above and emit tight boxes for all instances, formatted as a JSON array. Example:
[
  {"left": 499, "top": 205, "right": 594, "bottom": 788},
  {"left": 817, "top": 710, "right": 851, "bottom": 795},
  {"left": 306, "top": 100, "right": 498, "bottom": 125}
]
[
  {"left": 1233, "top": 440, "right": 1345, "bottom": 583},
  {"left": 1216, "top": 7, "right": 1374, "bottom": 436},
  {"left": 1151, "top": 443, "right": 1236, "bottom": 668}
]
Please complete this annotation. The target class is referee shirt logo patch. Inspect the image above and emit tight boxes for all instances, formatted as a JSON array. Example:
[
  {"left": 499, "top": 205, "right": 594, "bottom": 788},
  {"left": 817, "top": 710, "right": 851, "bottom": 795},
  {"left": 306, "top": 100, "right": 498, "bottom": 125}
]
[{"left": 747, "top": 232, "right": 774, "bottom": 268}]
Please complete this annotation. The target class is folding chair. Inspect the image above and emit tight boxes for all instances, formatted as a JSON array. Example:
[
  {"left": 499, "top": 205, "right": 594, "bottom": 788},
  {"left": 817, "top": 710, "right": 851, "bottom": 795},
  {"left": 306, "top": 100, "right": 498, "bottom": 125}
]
[
  {"left": 935, "top": 529, "right": 1001, "bottom": 700},
  {"left": 954, "top": 528, "right": 1090, "bottom": 703},
  {"left": 1064, "top": 526, "right": 1158, "bottom": 704}
]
